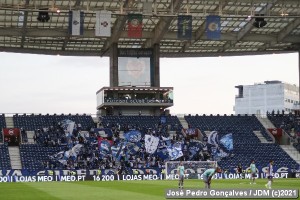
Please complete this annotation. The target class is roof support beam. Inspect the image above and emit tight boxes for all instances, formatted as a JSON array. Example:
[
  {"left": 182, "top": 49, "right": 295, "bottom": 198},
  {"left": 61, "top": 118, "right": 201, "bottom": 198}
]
[
  {"left": 221, "top": 0, "right": 278, "bottom": 52},
  {"left": 277, "top": 18, "right": 300, "bottom": 42},
  {"left": 20, "top": 0, "right": 30, "bottom": 48},
  {"left": 0, "top": 46, "right": 297, "bottom": 58},
  {"left": 143, "top": 0, "right": 183, "bottom": 48},
  {"left": 1, "top": 27, "right": 300, "bottom": 43}
]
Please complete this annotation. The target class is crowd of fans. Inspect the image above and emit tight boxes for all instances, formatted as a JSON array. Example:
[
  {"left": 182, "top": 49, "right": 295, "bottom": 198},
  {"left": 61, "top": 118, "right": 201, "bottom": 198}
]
[{"left": 30, "top": 118, "right": 214, "bottom": 173}]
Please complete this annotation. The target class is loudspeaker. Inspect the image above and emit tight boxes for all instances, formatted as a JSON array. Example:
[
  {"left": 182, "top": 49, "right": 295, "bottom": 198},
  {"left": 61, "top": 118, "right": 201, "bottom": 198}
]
[
  {"left": 37, "top": 9, "right": 50, "bottom": 22},
  {"left": 253, "top": 14, "right": 267, "bottom": 28}
]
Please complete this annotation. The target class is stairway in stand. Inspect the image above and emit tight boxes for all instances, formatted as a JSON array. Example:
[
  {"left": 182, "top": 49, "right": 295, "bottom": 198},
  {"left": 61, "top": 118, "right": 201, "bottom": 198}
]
[{"left": 8, "top": 146, "right": 22, "bottom": 169}]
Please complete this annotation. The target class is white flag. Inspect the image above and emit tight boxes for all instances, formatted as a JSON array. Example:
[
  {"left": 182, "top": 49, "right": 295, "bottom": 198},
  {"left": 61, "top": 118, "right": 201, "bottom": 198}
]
[
  {"left": 69, "top": 11, "right": 84, "bottom": 36},
  {"left": 95, "top": 10, "right": 111, "bottom": 37},
  {"left": 145, "top": 135, "right": 159, "bottom": 154}
]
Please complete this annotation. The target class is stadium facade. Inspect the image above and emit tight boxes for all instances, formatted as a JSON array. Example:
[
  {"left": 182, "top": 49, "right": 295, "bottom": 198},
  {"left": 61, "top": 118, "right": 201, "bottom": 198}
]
[{"left": 234, "top": 81, "right": 299, "bottom": 115}]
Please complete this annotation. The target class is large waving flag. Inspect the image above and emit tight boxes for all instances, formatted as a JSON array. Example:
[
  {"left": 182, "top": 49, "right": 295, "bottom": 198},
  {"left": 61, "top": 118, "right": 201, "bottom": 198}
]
[
  {"left": 145, "top": 134, "right": 159, "bottom": 154},
  {"left": 124, "top": 130, "right": 142, "bottom": 143},
  {"left": 178, "top": 15, "right": 192, "bottom": 40},
  {"left": 219, "top": 133, "right": 233, "bottom": 151},
  {"left": 69, "top": 11, "right": 84, "bottom": 36},
  {"left": 111, "top": 142, "right": 125, "bottom": 160},
  {"left": 50, "top": 144, "right": 83, "bottom": 165},
  {"left": 126, "top": 142, "right": 142, "bottom": 156},
  {"left": 206, "top": 15, "right": 221, "bottom": 40},
  {"left": 95, "top": 10, "right": 111, "bottom": 37},
  {"left": 60, "top": 119, "right": 75, "bottom": 135},
  {"left": 167, "top": 146, "right": 183, "bottom": 160},
  {"left": 207, "top": 131, "right": 219, "bottom": 146},
  {"left": 188, "top": 141, "right": 202, "bottom": 159},
  {"left": 128, "top": 14, "right": 142, "bottom": 38},
  {"left": 99, "top": 140, "right": 111, "bottom": 157},
  {"left": 167, "top": 141, "right": 183, "bottom": 160}
]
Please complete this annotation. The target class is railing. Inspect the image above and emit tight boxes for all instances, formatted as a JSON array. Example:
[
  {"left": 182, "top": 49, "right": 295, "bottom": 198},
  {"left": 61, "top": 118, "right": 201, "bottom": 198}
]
[{"left": 104, "top": 99, "right": 173, "bottom": 104}]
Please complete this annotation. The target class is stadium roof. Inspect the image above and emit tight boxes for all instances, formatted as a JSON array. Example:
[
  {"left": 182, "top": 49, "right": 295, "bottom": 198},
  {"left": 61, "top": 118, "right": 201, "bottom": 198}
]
[{"left": 0, "top": 0, "right": 300, "bottom": 57}]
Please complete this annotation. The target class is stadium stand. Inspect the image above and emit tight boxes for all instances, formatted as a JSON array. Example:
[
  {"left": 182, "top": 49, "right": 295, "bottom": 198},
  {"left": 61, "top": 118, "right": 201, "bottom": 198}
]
[
  {"left": 101, "top": 115, "right": 182, "bottom": 133},
  {"left": 184, "top": 114, "right": 298, "bottom": 169},
  {"left": 0, "top": 114, "right": 6, "bottom": 143},
  {"left": 0, "top": 144, "right": 11, "bottom": 169},
  {"left": 20, "top": 144, "right": 64, "bottom": 170},
  {"left": 2, "top": 114, "right": 299, "bottom": 172},
  {"left": 13, "top": 113, "right": 95, "bottom": 131},
  {"left": 184, "top": 114, "right": 273, "bottom": 142},
  {"left": 267, "top": 113, "right": 300, "bottom": 139},
  {"left": 267, "top": 113, "right": 300, "bottom": 153}
]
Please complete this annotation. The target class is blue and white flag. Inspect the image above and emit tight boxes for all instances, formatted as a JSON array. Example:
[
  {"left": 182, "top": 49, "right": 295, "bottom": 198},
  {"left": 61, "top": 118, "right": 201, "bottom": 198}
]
[
  {"left": 145, "top": 134, "right": 159, "bottom": 154},
  {"left": 60, "top": 119, "right": 75, "bottom": 135},
  {"left": 126, "top": 142, "right": 142, "bottom": 156},
  {"left": 178, "top": 15, "right": 192, "bottom": 40},
  {"left": 207, "top": 131, "right": 219, "bottom": 146},
  {"left": 99, "top": 140, "right": 111, "bottom": 157},
  {"left": 206, "top": 15, "right": 221, "bottom": 40},
  {"left": 111, "top": 142, "right": 125, "bottom": 160},
  {"left": 95, "top": 10, "right": 111, "bottom": 37},
  {"left": 51, "top": 144, "right": 83, "bottom": 165},
  {"left": 70, "top": 144, "right": 83, "bottom": 158},
  {"left": 69, "top": 11, "right": 84, "bottom": 36},
  {"left": 124, "top": 130, "right": 142, "bottom": 143},
  {"left": 156, "top": 147, "right": 169, "bottom": 160},
  {"left": 188, "top": 142, "right": 202, "bottom": 159},
  {"left": 219, "top": 133, "right": 233, "bottom": 151},
  {"left": 167, "top": 146, "right": 183, "bottom": 160}
]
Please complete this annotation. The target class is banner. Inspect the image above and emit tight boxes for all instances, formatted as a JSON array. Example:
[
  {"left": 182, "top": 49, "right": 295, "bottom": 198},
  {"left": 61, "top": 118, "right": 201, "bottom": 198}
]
[
  {"left": 206, "top": 15, "right": 221, "bottom": 40},
  {"left": 268, "top": 128, "right": 283, "bottom": 144},
  {"left": 128, "top": 14, "right": 143, "bottom": 38},
  {"left": 95, "top": 10, "right": 111, "bottom": 37},
  {"left": 3, "top": 128, "right": 21, "bottom": 146},
  {"left": 0, "top": 166, "right": 298, "bottom": 177},
  {"left": 69, "top": 11, "right": 84, "bottom": 36},
  {"left": 145, "top": 135, "right": 159, "bottom": 154},
  {"left": 178, "top": 15, "right": 192, "bottom": 40},
  {"left": 182, "top": 128, "right": 200, "bottom": 139}
]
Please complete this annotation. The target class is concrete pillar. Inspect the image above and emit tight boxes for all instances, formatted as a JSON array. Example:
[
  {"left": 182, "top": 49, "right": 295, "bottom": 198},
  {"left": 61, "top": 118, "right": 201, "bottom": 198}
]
[
  {"left": 110, "top": 43, "right": 118, "bottom": 87},
  {"left": 153, "top": 43, "right": 160, "bottom": 87}
]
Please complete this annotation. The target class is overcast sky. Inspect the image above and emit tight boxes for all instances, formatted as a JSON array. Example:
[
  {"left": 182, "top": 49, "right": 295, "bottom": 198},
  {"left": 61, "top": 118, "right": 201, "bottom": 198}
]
[{"left": 0, "top": 52, "right": 298, "bottom": 115}]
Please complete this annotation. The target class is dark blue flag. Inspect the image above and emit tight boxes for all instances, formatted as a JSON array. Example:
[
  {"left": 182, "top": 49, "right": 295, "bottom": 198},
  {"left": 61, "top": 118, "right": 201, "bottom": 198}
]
[
  {"left": 178, "top": 15, "right": 192, "bottom": 40},
  {"left": 188, "top": 142, "right": 202, "bottom": 159},
  {"left": 206, "top": 15, "right": 221, "bottom": 40}
]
